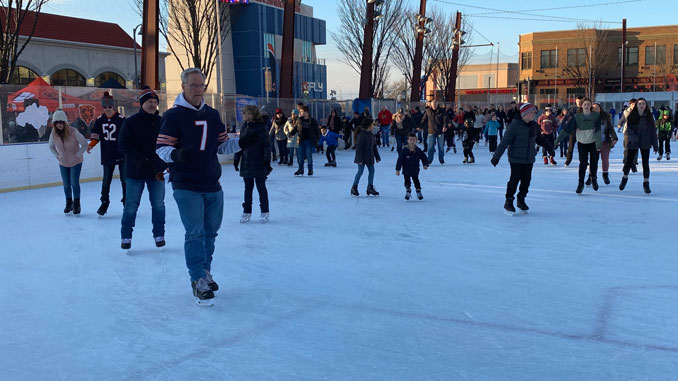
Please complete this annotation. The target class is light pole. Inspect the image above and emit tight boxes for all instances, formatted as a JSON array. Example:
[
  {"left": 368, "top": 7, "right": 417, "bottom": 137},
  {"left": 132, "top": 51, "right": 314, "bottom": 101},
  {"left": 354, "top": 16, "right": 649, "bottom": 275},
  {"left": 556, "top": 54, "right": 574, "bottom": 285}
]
[{"left": 133, "top": 23, "right": 142, "bottom": 88}]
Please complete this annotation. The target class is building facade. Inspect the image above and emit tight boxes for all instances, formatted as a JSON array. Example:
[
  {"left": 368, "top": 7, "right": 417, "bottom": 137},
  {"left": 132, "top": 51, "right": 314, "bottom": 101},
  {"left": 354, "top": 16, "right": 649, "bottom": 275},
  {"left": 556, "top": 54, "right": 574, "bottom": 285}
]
[
  {"left": 519, "top": 25, "right": 678, "bottom": 107},
  {"left": 8, "top": 10, "right": 167, "bottom": 89},
  {"left": 423, "top": 62, "right": 519, "bottom": 105},
  {"left": 166, "top": 0, "right": 327, "bottom": 100}
]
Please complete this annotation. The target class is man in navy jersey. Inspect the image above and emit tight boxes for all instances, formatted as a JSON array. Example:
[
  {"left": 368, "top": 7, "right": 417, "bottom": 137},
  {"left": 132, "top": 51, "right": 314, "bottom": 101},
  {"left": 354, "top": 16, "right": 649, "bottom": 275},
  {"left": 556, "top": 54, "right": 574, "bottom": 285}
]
[
  {"left": 156, "top": 68, "right": 238, "bottom": 306},
  {"left": 87, "top": 92, "right": 126, "bottom": 216}
]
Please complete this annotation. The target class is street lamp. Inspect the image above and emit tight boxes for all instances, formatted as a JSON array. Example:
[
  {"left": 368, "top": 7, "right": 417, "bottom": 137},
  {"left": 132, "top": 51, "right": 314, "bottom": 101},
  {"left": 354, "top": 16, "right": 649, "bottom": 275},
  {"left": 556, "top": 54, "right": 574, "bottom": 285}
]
[{"left": 132, "top": 24, "right": 142, "bottom": 89}]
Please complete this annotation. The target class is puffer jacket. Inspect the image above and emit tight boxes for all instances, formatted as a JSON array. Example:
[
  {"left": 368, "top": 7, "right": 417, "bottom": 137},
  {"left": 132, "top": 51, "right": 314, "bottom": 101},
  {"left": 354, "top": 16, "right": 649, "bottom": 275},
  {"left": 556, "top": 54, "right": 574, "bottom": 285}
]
[
  {"left": 354, "top": 129, "right": 381, "bottom": 165},
  {"left": 284, "top": 117, "right": 300, "bottom": 148},
  {"left": 238, "top": 121, "right": 271, "bottom": 178},
  {"left": 49, "top": 127, "right": 87, "bottom": 167},
  {"left": 626, "top": 115, "right": 659, "bottom": 151},
  {"left": 492, "top": 118, "right": 540, "bottom": 164}
]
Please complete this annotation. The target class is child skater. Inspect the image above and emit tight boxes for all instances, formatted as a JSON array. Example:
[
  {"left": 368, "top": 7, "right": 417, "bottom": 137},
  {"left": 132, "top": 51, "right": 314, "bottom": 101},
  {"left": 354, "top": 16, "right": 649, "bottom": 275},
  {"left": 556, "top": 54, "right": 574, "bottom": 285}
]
[
  {"left": 351, "top": 118, "right": 381, "bottom": 197},
  {"left": 318, "top": 125, "right": 341, "bottom": 167},
  {"left": 238, "top": 105, "right": 272, "bottom": 223},
  {"left": 483, "top": 113, "right": 500, "bottom": 153},
  {"left": 491, "top": 103, "right": 541, "bottom": 215},
  {"left": 396, "top": 132, "right": 429, "bottom": 200}
]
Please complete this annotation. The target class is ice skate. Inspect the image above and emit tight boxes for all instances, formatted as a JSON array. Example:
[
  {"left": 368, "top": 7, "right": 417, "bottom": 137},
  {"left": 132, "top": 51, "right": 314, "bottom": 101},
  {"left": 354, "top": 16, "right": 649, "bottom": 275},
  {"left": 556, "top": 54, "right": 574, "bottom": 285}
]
[
  {"left": 467, "top": 157, "right": 474, "bottom": 164},
  {"left": 121, "top": 238, "right": 132, "bottom": 250},
  {"left": 643, "top": 181, "right": 651, "bottom": 194},
  {"left": 504, "top": 197, "right": 516, "bottom": 215},
  {"left": 667, "top": 152, "right": 671, "bottom": 160},
  {"left": 366, "top": 185, "right": 380, "bottom": 196},
  {"left": 64, "top": 198, "right": 73, "bottom": 215},
  {"left": 240, "top": 213, "right": 251, "bottom": 223},
  {"left": 307, "top": 169, "right": 313, "bottom": 176},
  {"left": 602, "top": 172, "right": 610, "bottom": 185},
  {"left": 453, "top": 146, "right": 457, "bottom": 153},
  {"left": 192, "top": 278, "right": 215, "bottom": 306},
  {"left": 585, "top": 176, "right": 591, "bottom": 186},
  {"left": 463, "top": 156, "right": 468, "bottom": 164},
  {"left": 260, "top": 212, "right": 269, "bottom": 223},
  {"left": 96, "top": 201, "right": 110, "bottom": 216},
  {"left": 324, "top": 162, "right": 331, "bottom": 167},
  {"left": 543, "top": 156, "right": 548, "bottom": 165},
  {"left": 416, "top": 189, "right": 423, "bottom": 200},
  {"left": 549, "top": 157, "right": 557, "bottom": 165},
  {"left": 294, "top": 169, "right": 303, "bottom": 176},
  {"left": 205, "top": 270, "right": 219, "bottom": 292},
  {"left": 576, "top": 181, "right": 585, "bottom": 194},
  {"left": 154, "top": 236, "right": 166, "bottom": 248},
  {"left": 331, "top": 161, "right": 337, "bottom": 167},
  {"left": 351, "top": 185, "right": 359, "bottom": 197},
  {"left": 619, "top": 176, "right": 628, "bottom": 191},
  {"left": 657, "top": 153, "right": 662, "bottom": 161},
  {"left": 516, "top": 196, "right": 529, "bottom": 213},
  {"left": 405, "top": 189, "right": 411, "bottom": 200},
  {"left": 591, "top": 177, "right": 599, "bottom": 191},
  {"left": 73, "top": 198, "right": 81, "bottom": 215}
]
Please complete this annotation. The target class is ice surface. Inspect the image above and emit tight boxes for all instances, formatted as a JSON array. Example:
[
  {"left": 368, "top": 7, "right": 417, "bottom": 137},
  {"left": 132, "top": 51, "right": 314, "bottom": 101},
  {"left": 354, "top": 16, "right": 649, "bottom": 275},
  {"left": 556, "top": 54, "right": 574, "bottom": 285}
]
[{"left": 1, "top": 143, "right": 678, "bottom": 380}]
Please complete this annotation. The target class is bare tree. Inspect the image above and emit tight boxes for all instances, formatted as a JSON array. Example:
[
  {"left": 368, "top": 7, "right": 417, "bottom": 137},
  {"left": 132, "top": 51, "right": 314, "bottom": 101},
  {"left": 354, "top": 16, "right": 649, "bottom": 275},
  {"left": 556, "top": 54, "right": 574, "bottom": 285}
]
[
  {"left": 391, "top": 6, "right": 446, "bottom": 97},
  {"left": 333, "top": 0, "right": 404, "bottom": 98},
  {"left": 431, "top": 15, "right": 473, "bottom": 100},
  {"left": 134, "top": 0, "right": 230, "bottom": 88},
  {"left": 382, "top": 78, "right": 407, "bottom": 99},
  {"left": 0, "top": 0, "right": 50, "bottom": 84}
]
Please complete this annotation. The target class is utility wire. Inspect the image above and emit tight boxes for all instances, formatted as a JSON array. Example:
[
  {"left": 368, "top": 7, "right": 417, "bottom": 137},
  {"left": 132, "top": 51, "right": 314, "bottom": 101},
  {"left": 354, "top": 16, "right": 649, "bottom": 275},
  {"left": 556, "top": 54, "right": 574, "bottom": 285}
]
[
  {"left": 464, "top": 15, "right": 622, "bottom": 25},
  {"left": 464, "top": 0, "right": 641, "bottom": 16}
]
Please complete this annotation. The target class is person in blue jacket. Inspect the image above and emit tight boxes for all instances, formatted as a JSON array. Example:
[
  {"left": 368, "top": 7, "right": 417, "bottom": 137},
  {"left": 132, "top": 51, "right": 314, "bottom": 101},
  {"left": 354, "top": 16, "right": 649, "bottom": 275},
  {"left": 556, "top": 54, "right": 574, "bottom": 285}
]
[
  {"left": 318, "top": 125, "right": 341, "bottom": 167},
  {"left": 482, "top": 113, "right": 501, "bottom": 153},
  {"left": 155, "top": 68, "right": 239, "bottom": 306},
  {"left": 396, "top": 133, "right": 429, "bottom": 200}
]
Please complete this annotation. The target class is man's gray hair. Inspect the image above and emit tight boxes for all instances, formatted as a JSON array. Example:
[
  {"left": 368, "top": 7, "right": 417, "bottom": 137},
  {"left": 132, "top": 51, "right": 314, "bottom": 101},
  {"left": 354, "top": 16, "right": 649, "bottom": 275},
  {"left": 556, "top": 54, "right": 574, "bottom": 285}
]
[{"left": 181, "top": 68, "right": 206, "bottom": 84}]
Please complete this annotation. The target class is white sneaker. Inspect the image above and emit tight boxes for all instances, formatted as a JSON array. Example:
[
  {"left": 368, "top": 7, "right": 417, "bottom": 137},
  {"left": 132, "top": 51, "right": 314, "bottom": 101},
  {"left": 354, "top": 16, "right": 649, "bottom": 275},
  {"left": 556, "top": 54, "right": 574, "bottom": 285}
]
[
  {"left": 260, "top": 213, "right": 269, "bottom": 223},
  {"left": 240, "top": 213, "right": 251, "bottom": 223}
]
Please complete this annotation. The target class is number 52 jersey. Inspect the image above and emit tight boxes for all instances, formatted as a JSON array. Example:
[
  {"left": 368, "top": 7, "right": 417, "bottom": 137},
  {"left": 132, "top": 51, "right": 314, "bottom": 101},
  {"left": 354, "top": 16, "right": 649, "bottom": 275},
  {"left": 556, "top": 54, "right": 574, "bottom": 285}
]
[{"left": 90, "top": 112, "right": 126, "bottom": 165}]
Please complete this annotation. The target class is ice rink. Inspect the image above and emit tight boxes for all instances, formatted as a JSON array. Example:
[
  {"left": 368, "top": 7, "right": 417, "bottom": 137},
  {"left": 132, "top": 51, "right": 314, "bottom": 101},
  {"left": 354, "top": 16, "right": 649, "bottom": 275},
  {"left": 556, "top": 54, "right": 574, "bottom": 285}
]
[{"left": 1, "top": 142, "right": 677, "bottom": 380}]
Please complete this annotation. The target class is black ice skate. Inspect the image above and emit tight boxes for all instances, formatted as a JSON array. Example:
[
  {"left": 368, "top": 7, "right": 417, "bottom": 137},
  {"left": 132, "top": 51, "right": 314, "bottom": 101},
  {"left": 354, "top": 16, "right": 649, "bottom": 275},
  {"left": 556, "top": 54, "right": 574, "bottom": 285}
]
[
  {"left": 351, "top": 185, "right": 359, "bottom": 197},
  {"left": 121, "top": 239, "right": 131, "bottom": 250},
  {"left": 602, "top": 172, "right": 610, "bottom": 185},
  {"left": 366, "top": 185, "right": 380, "bottom": 196},
  {"left": 643, "top": 181, "right": 651, "bottom": 194},
  {"left": 64, "top": 198, "right": 73, "bottom": 214},
  {"left": 516, "top": 196, "right": 528, "bottom": 214},
  {"left": 192, "top": 278, "right": 215, "bottom": 306},
  {"left": 405, "top": 189, "right": 411, "bottom": 200},
  {"left": 307, "top": 169, "right": 313, "bottom": 176},
  {"left": 73, "top": 198, "right": 81, "bottom": 215},
  {"left": 416, "top": 189, "right": 423, "bottom": 200},
  {"left": 504, "top": 197, "right": 516, "bottom": 215},
  {"left": 97, "top": 201, "right": 110, "bottom": 216},
  {"left": 154, "top": 236, "right": 166, "bottom": 248},
  {"left": 591, "top": 177, "right": 599, "bottom": 191},
  {"left": 619, "top": 176, "right": 628, "bottom": 191},
  {"left": 294, "top": 169, "right": 303, "bottom": 176},
  {"left": 205, "top": 270, "right": 219, "bottom": 291},
  {"left": 468, "top": 157, "right": 475, "bottom": 164},
  {"left": 576, "top": 181, "right": 585, "bottom": 194},
  {"left": 585, "top": 176, "right": 591, "bottom": 186}
]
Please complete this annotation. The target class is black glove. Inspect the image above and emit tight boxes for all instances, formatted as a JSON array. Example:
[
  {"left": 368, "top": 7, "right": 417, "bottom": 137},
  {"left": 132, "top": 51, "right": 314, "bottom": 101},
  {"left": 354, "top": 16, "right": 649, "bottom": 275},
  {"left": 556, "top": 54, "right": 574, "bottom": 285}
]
[
  {"left": 171, "top": 147, "right": 193, "bottom": 164},
  {"left": 491, "top": 157, "right": 499, "bottom": 167}
]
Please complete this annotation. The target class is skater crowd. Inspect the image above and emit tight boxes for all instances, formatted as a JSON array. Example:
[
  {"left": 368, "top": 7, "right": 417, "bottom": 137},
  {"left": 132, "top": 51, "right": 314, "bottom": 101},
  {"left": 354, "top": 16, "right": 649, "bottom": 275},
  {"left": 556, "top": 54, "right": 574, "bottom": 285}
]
[{"left": 45, "top": 67, "right": 674, "bottom": 305}]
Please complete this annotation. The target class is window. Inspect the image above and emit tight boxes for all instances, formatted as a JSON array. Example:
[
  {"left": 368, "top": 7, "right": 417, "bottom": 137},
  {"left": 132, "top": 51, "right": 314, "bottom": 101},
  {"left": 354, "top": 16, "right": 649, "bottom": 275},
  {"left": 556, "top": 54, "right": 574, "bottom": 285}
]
[
  {"left": 482, "top": 74, "right": 496, "bottom": 88},
  {"left": 521, "top": 52, "right": 532, "bottom": 70},
  {"left": 263, "top": 32, "right": 276, "bottom": 57},
  {"left": 674, "top": 45, "right": 678, "bottom": 65},
  {"left": 456, "top": 75, "right": 478, "bottom": 89},
  {"left": 94, "top": 72, "right": 125, "bottom": 87},
  {"left": 540, "top": 50, "right": 557, "bottom": 68},
  {"left": 618, "top": 47, "right": 638, "bottom": 66},
  {"left": 50, "top": 69, "right": 85, "bottom": 86},
  {"left": 8, "top": 66, "right": 38, "bottom": 85},
  {"left": 645, "top": 45, "right": 666, "bottom": 65},
  {"left": 302, "top": 41, "right": 312, "bottom": 63},
  {"left": 567, "top": 48, "right": 586, "bottom": 67}
]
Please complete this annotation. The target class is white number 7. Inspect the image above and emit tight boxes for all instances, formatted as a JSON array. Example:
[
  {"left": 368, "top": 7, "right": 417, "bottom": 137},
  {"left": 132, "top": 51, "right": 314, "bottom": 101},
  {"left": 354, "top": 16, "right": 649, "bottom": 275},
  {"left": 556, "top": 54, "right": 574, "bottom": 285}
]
[{"left": 195, "top": 121, "right": 208, "bottom": 151}]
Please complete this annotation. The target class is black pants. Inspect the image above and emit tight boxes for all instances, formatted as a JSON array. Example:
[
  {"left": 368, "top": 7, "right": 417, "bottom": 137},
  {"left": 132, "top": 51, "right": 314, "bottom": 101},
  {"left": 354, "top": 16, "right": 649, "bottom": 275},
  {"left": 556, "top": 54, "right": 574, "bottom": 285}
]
[
  {"left": 541, "top": 134, "right": 555, "bottom": 157},
  {"left": 622, "top": 134, "right": 638, "bottom": 166},
  {"left": 659, "top": 136, "right": 671, "bottom": 155},
  {"left": 463, "top": 138, "right": 475, "bottom": 158},
  {"left": 565, "top": 134, "right": 576, "bottom": 166},
  {"left": 326, "top": 145, "right": 337, "bottom": 163},
  {"left": 577, "top": 142, "right": 599, "bottom": 182},
  {"left": 445, "top": 129, "right": 456, "bottom": 148},
  {"left": 506, "top": 163, "right": 533, "bottom": 199},
  {"left": 102, "top": 162, "right": 126, "bottom": 202},
  {"left": 276, "top": 140, "right": 288, "bottom": 163},
  {"left": 243, "top": 176, "right": 269, "bottom": 214},
  {"left": 488, "top": 136, "right": 497, "bottom": 152},
  {"left": 404, "top": 175, "right": 421, "bottom": 191},
  {"left": 498, "top": 126, "right": 504, "bottom": 140},
  {"left": 623, "top": 148, "right": 650, "bottom": 179}
]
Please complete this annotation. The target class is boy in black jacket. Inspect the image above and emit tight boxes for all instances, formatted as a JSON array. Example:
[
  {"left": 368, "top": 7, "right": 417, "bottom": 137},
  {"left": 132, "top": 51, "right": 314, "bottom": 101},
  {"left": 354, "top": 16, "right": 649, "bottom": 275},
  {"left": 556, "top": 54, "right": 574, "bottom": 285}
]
[{"left": 396, "top": 133, "right": 429, "bottom": 200}]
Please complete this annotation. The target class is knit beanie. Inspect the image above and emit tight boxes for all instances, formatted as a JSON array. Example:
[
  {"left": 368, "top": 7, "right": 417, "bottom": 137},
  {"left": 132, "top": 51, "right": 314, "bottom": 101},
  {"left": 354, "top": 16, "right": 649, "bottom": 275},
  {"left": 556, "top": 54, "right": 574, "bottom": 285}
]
[
  {"left": 139, "top": 85, "right": 159, "bottom": 106},
  {"left": 101, "top": 91, "right": 114, "bottom": 108},
  {"left": 520, "top": 103, "right": 536, "bottom": 118},
  {"left": 52, "top": 109, "right": 68, "bottom": 124}
]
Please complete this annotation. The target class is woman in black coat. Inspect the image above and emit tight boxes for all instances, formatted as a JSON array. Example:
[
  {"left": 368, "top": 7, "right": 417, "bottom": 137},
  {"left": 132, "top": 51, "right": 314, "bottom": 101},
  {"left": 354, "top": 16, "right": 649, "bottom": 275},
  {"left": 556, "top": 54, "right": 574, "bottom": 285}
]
[
  {"left": 619, "top": 97, "right": 658, "bottom": 194},
  {"left": 238, "top": 105, "right": 272, "bottom": 222},
  {"left": 351, "top": 118, "right": 381, "bottom": 197}
]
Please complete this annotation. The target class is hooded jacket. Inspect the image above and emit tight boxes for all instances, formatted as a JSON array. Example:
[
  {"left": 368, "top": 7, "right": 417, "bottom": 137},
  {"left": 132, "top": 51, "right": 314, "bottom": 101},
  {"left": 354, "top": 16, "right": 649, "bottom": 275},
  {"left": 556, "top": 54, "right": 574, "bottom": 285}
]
[
  {"left": 239, "top": 121, "right": 271, "bottom": 178},
  {"left": 492, "top": 118, "right": 541, "bottom": 164}
]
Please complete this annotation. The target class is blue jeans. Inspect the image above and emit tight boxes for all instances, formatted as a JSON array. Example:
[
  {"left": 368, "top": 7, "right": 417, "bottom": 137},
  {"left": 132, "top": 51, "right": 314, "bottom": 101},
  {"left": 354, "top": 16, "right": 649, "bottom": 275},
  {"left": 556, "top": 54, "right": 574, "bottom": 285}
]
[
  {"left": 121, "top": 178, "right": 166, "bottom": 239},
  {"left": 297, "top": 139, "right": 314, "bottom": 171},
  {"left": 353, "top": 164, "right": 375, "bottom": 186},
  {"left": 380, "top": 125, "right": 390, "bottom": 146},
  {"left": 59, "top": 163, "right": 82, "bottom": 199},
  {"left": 427, "top": 134, "right": 445, "bottom": 163},
  {"left": 173, "top": 189, "right": 224, "bottom": 282},
  {"left": 395, "top": 135, "right": 407, "bottom": 154}
]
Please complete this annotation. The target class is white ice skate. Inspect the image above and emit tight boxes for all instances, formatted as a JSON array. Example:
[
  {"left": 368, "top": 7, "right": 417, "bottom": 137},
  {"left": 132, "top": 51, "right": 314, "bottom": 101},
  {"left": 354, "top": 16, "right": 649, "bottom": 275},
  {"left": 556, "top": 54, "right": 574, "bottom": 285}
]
[
  {"left": 260, "top": 213, "right": 269, "bottom": 223},
  {"left": 240, "top": 213, "right": 251, "bottom": 223}
]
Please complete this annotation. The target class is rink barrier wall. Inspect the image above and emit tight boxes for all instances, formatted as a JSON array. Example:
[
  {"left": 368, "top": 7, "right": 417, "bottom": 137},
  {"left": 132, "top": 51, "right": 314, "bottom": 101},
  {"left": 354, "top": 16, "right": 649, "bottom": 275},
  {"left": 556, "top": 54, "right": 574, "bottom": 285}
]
[{"left": 0, "top": 142, "right": 233, "bottom": 193}]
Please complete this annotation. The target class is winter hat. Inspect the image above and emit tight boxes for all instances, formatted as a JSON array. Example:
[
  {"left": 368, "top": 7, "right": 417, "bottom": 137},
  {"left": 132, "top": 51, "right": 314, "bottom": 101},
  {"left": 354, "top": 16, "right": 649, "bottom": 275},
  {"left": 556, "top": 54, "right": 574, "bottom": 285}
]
[
  {"left": 520, "top": 103, "right": 536, "bottom": 118},
  {"left": 52, "top": 109, "right": 68, "bottom": 124},
  {"left": 291, "top": 109, "right": 299, "bottom": 115},
  {"left": 101, "top": 91, "right": 114, "bottom": 108},
  {"left": 139, "top": 85, "right": 159, "bottom": 106},
  {"left": 275, "top": 108, "right": 283, "bottom": 114}
]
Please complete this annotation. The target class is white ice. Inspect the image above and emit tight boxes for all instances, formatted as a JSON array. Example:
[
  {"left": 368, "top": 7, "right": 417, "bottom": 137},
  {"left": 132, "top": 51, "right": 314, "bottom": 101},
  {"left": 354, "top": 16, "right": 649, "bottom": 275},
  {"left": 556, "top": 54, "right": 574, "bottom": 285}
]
[{"left": 2, "top": 142, "right": 678, "bottom": 380}]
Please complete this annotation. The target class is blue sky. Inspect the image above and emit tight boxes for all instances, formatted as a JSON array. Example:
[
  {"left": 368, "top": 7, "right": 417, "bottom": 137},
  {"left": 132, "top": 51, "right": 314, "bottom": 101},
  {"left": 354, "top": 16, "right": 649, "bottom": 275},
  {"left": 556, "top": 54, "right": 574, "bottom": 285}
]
[{"left": 44, "top": 0, "right": 677, "bottom": 99}]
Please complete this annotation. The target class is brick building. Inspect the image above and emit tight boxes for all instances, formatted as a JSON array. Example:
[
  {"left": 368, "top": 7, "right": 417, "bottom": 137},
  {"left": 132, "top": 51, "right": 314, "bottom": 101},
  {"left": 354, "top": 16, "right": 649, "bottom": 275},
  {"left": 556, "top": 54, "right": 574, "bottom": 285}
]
[
  {"left": 423, "top": 62, "right": 519, "bottom": 106},
  {"left": 519, "top": 24, "right": 678, "bottom": 107}
]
